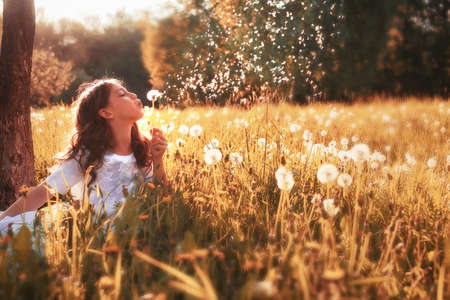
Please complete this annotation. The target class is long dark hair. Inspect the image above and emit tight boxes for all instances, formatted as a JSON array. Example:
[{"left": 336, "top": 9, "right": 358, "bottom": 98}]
[{"left": 63, "top": 78, "right": 152, "bottom": 186}]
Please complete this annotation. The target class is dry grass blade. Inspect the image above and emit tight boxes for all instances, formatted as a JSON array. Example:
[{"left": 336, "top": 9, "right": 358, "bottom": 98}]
[
  {"left": 193, "top": 263, "right": 218, "bottom": 300},
  {"left": 134, "top": 250, "right": 202, "bottom": 291},
  {"left": 168, "top": 280, "right": 205, "bottom": 299}
]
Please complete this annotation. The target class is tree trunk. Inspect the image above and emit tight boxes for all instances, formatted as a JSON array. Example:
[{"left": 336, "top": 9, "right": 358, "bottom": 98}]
[{"left": 0, "top": 0, "right": 36, "bottom": 209}]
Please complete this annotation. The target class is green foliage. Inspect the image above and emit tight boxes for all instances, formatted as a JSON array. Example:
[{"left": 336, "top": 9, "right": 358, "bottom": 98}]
[{"left": 31, "top": 49, "right": 75, "bottom": 106}]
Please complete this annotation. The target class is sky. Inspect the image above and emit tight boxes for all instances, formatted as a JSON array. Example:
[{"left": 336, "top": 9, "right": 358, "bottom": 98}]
[{"left": 0, "top": 0, "right": 183, "bottom": 24}]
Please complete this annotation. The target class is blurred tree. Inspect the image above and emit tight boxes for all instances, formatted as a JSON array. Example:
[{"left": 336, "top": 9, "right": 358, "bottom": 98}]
[
  {"left": 0, "top": 0, "right": 36, "bottom": 208},
  {"left": 322, "top": 0, "right": 398, "bottom": 101},
  {"left": 377, "top": 0, "right": 448, "bottom": 98},
  {"left": 156, "top": 0, "right": 344, "bottom": 104},
  {"left": 33, "top": 12, "right": 151, "bottom": 104},
  {"left": 31, "top": 49, "right": 75, "bottom": 106}
]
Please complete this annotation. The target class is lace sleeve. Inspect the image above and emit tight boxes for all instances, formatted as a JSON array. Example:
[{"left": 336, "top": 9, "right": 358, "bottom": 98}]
[{"left": 44, "top": 158, "right": 84, "bottom": 195}]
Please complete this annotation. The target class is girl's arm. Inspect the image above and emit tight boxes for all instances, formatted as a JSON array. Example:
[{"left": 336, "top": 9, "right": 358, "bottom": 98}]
[{"left": 0, "top": 184, "right": 52, "bottom": 222}]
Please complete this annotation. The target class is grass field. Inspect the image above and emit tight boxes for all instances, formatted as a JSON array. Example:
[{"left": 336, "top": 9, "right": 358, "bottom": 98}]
[{"left": 1, "top": 98, "right": 449, "bottom": 299}]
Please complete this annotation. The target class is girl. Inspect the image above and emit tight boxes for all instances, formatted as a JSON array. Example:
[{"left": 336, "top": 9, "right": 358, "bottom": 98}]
[{"left": 0, "top": 78, "right": 169, "bottom": 231}]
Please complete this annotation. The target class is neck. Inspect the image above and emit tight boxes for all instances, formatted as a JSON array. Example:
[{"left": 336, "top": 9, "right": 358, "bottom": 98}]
[{"left": 108, "top": 120, "right": 134, "bottom": 155}]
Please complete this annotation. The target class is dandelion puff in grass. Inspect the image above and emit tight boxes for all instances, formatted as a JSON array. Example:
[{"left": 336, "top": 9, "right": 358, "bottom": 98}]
[
  {"left": 204, "top": 148, "right": 222, "bottom": 165},
  {"left": 257, "top": 138, "right": 266, "bottom": 148},
  {"left": 289, "top": 123, "right": 301, "bottom": 133},
  {"left": 189, "top": 125, "right": 203, "bottom": 137},
  {"left": 405, "top": 152, "right": 416, "bottom": 166},
  {"left": 317, "top": 163, "right": 338, "bottom": 184},
  {"left": 275, "top": 166, "right": 294, "bottom": 191},
  {"left": 349, "top": 143, "right": 370, "bottom": 163},
  {"left": 176, "top": 138, "right": 186, "bottom": 147},
  {"left": 178, "top": 125, "right": 189, "bottom": 135},
  {"left": 323, "top": 198, "right": 339, "bottom": 217},
  {"left": 427, "top": 157, "right": 437, "bottom": 169},
  {"left": 253, "top": 281, "right": 276, "bottom": 298},
  {"left": 303, "top": 130, "right": 313, "bottom": 141},
  {"left": 340, "top": 138, "right": 349, "bottom": 148},
  {"left": 320, "top": 130, "right": 327, "bottom": 137},
  {"left": 229, "top": 152, "right": 243, "bottom": 166},
  {"left": 337, "top": 173, "right": 352, "bottom": 187}
]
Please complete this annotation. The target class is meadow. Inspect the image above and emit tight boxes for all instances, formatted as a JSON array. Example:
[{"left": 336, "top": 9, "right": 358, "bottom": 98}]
[{"left": 1, "top": 98, "right": 449, "bottom": 299}]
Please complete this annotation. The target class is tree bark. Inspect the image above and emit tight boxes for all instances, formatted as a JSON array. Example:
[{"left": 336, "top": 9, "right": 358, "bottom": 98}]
[{"left": 0, "top": 0, "right": 36, "bottom": 209}]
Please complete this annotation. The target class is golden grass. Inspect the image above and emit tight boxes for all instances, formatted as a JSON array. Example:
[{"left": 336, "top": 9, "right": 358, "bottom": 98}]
[{"left": 0, "top": 98, "right": 449, "bottom": 299}]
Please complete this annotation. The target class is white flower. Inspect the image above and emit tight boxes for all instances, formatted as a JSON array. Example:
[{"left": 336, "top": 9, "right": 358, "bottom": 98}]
[
  {"left": 349, "top": 144, "right": 371, "bottom": 162},
  {"left": 189, "top": 125, "right": 203, "bottom": 137},
  {"left": 176, "top": 138, "right": 186, "bottom": 147},
  {"left": 311, "top": 193, "right": 322, "bottom": 205},
  {"left": 275, "top": 166, "right": 295, "bottom": 190},
  {"left": 426, "top": 157, "right": 437, "bottom": 169},
  {"left": 229, "top": 152, "right": 243, "bottom": 166},
  {"left": 370, "top": 162, "right": 379, "bottom": 169},
  {"left": 204, "top": 149, "right": 222, "bottom": 165},
  {"left": 323, "top": 199, "right": 339, "bottom": 217},
  {"left": 209, "top": 138, "right": 219, "bottom": 148},
  {"left": 253, "top": 280, "right": 276, "bottom": 298},
  {"left": 320, "top": 130, "right": 327, "bottom": 137},
  {"left": 370, "top": 151, "right": 386, "bottom": 163},
  {"left": 405, "top": 152, "right": 416, "bottom": 166},
  {"left": 337, "top": 173, "right": 352, "bottom": 187},
  {"left": 289, "top": 123, "right": 301, "bottom": 133},
  {"left": 317, "top": 164, "right": 338, "bottom": 184},
  {"left": 303, "top": 130, "right": 313, "bottom": 141},
  {"left": 178, "top": 125, "right": 189, "bottom": 135},
  {"left": 257, "top": 138, "right": 266, "bottom": 148},
  {"left": 146, "top": 89, "right": 162, "bottom": 101},
  {"left": 338, "top": 150, "right": 351, "bottom": 163}
]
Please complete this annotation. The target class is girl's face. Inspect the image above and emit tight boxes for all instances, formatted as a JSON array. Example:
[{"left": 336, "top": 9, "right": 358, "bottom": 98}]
[{"left": 100, "top": 83, "right": 144, "bottom": 122}]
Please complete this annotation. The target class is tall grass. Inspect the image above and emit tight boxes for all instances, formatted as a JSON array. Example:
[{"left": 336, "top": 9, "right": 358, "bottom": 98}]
[{"left": 0, "top": 98, "right": 449, "bottom": 299}]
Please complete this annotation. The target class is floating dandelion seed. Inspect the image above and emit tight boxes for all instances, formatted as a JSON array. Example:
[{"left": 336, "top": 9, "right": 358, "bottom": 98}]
[
  {"left": 317, "top": 163, "right": 338, "bottom": 184},
  {"left": 337, "top": 173, "right": 352, "bottom": 187},
  {"left": 189, "top": 125, "right": 203, "bottom": 137},
  {"left": 323, "top": 198, "right": 339, "bottom": 217},
  {"left": 349, "top": 143, "right": 370, "bottom": 162},
  {"left": 204, "top": 148, "right": 222, "bottom": 165},
  {"left": 275, "top": 166, "right": 294, "bottom": 190},
  {"left": 178, "top": 125, "right": 189, "bottom": 135},
  {"left": 427, "top": 157, "right": 437, "bottom": 169}
]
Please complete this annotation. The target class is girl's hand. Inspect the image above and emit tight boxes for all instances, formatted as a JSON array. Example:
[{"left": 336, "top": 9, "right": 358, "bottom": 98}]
[{"left": 150, "top": 128, "right": 168, "bottom": 162}]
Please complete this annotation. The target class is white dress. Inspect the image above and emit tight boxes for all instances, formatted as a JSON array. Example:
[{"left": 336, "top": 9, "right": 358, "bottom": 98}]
[{"left": 0, "top": 152, "right": 153, "bottom": 235}]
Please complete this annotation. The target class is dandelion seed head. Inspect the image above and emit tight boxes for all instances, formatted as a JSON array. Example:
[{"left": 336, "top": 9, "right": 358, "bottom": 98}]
[
  {"left": 275, "top": 166, "right": 295, "bottom": 191},
  {"left": 204, "top": 148, "right": 222, "bottom": 165},
  {"left": 317, "top": 163, "right": 338, "bottom": 184},
  {"left": 337, "top": 173, "right": 352, "bottom": 187}
]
